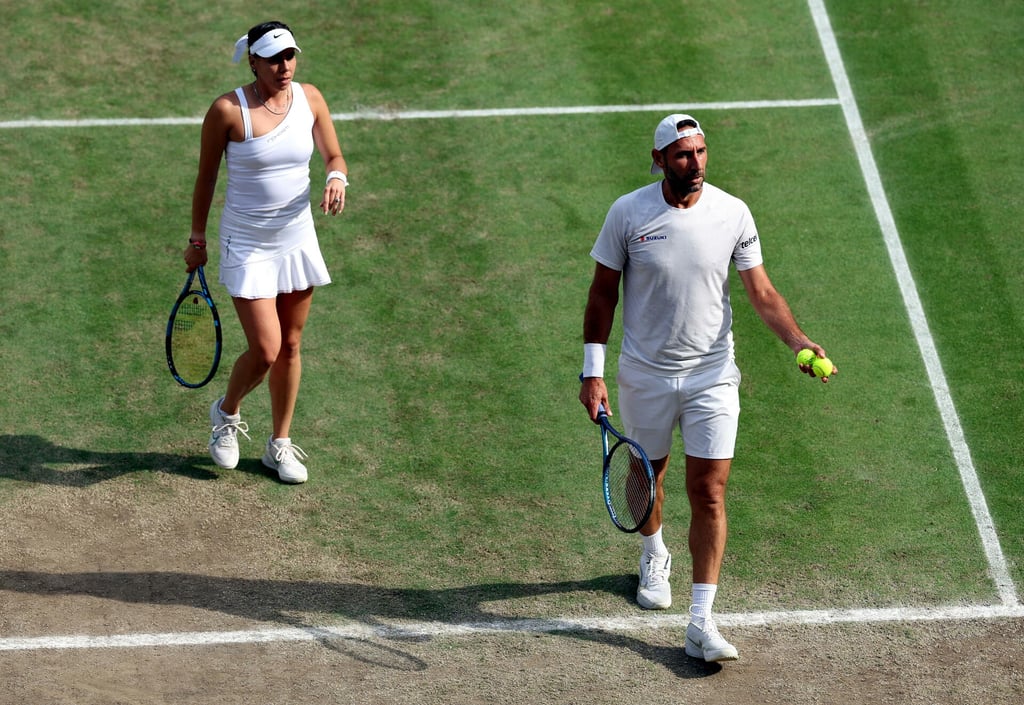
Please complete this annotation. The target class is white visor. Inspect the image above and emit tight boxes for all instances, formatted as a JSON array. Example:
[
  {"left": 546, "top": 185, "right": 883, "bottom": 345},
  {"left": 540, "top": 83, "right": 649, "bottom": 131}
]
[
  {"left": 250, "top": 28, "right": 301, "bottom": 57},
  {"left": 233, "top": 28, "right": 301, "bottom": 63}
]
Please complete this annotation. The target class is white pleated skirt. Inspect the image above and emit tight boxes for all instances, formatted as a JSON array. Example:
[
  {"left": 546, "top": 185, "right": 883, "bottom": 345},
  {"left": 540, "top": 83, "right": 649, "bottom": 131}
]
[{"left": 218, "top": 204, "right": 332, "bottom": 299}]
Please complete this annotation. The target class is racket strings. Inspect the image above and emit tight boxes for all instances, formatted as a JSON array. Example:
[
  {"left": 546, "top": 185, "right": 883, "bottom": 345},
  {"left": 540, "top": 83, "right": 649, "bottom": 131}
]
[
  {"left": 169, "top": 294, "right": 217, "bottom": 384},
  {"left": 607, "top": 443, "right": 654, "bottom": 528},
  {"left": 172, "top": 299, "right": 208, "bottom": 332}
]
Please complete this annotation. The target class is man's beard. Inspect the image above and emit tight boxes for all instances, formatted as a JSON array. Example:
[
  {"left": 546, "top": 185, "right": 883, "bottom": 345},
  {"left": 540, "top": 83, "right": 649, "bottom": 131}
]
[{"left": 666, "top": 169, "right": 704, "bottom": 195}]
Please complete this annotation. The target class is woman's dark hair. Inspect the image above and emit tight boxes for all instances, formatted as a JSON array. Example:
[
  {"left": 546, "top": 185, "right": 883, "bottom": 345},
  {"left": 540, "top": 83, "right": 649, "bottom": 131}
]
[{"left": 248, "top": 20, "right": 292, "bottom": 46}]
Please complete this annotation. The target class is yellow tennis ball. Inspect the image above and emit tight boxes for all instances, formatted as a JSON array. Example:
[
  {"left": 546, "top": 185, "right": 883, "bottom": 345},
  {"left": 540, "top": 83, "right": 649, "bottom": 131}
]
[
  {"left": 812, "top": 357, "right": 834, "bottom": 378},
  {"left": 796, "top": 349, "right": 815, "bottom": 367}
]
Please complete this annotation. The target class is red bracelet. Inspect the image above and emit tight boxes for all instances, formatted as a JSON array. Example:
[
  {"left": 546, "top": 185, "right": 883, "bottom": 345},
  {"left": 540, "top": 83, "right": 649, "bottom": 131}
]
[{"left": 189, "top": 240, "right": 207, "bottom": 250}]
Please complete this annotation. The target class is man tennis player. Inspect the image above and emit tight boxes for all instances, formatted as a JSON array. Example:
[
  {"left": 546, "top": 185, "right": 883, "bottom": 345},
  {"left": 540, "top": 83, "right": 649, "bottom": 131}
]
[{"left": 579, "top": 114, "right": 834, "bottom": 662}]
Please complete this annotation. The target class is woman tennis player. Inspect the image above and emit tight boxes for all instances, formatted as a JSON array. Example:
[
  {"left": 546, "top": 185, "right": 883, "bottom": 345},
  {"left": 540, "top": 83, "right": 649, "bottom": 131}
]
[{"left": 182, "top": 21, "right": 348, "bottom": 484}]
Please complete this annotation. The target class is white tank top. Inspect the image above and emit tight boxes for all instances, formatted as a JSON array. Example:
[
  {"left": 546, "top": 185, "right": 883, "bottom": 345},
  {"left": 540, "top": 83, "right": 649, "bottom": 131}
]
[{"left": 224, "top": 82, "right": 315, "bottom": 226}]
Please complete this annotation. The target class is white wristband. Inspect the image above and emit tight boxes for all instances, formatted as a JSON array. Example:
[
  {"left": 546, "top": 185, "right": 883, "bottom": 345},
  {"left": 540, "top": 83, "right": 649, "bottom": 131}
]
[
  {"left": 326, "top": 171, "right": 348, "bottom": 187},
  {"left": 582, "top": 343, "right": 606, "bottom": 379}
]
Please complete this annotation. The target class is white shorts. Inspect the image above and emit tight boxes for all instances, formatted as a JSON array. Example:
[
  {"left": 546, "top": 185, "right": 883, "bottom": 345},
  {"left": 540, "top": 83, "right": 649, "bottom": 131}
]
[{"left": 616, "top": 360, "right": 741, "bottom": 460}]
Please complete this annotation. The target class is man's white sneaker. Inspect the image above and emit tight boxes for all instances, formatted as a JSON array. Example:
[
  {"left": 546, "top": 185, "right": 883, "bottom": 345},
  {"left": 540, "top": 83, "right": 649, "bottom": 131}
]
[
  {"left": 208, "top": 398, "right": 249, "bottom": 469},
  {"left": 685, "top": 612, "right": 739, "bottom": 662},
  {"left": 637, "top": 552, "right": 672, "bottom": 609},
  {"left": 262, "top": 437, "right": 309, "bottom": 484}
]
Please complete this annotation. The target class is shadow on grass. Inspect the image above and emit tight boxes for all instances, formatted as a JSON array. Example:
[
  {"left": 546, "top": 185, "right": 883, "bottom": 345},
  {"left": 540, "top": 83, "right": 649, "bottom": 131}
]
[
  {"left": 0, "top": 435, "right": 315, "bottom": 486},
  {"left": 0, "top": 434, "right": 218, "bottom": 485},
  {"left": 0, "top": 570, "right": 721, "bottom": 678}
]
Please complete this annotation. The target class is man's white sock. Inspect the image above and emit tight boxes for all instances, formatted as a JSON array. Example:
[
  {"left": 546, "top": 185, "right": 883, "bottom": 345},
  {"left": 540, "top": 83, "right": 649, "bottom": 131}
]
[
  {"left": 641, "top": 527, "right": 668, "bottom": 556},
  {"left": 691, "top": 583, "right": 718, "bottom": 623}
]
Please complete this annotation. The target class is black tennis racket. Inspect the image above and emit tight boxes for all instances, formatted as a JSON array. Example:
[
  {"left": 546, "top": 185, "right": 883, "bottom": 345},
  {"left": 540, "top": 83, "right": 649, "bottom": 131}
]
[
  {"left": 596, "top": 404, "right": 656, "bottom": 533},
  {"left": 165, "top": 266, "right": 222, "bottom": 388}
]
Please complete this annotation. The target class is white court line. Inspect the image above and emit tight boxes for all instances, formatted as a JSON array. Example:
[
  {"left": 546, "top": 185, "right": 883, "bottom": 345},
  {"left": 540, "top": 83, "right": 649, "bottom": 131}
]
[
  {"left": 3, "top": 603, "right": 1023, "bottom": 652},
  {"left": 328, "top": 99, "right": 840, "bottom": 122},
  {"left": 807, "top": 0, "right": 1018, "bottom": 608},
  {"left": 0, "top": 98, "right": 839, "bottom": 130}
]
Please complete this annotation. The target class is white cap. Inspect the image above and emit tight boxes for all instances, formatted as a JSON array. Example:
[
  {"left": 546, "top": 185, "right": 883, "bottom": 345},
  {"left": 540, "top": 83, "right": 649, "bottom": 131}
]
[
  {"left": 650, "top": 114, "right": 705, "bottom": 174},
  {"left": 232, "top": 29, "right": 302, "bottom": 63}
]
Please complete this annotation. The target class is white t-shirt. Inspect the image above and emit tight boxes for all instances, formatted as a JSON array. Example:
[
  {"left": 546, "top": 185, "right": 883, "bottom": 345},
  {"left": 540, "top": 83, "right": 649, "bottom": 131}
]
[{"left": 590, "top": 181, "right": 763, "bottom": 376}]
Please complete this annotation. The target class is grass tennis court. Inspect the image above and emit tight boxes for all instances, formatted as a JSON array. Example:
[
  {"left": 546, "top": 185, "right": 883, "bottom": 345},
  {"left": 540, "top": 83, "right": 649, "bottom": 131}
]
[{"left": 2, "top": 0, "right": 1023, "bottom": 702}]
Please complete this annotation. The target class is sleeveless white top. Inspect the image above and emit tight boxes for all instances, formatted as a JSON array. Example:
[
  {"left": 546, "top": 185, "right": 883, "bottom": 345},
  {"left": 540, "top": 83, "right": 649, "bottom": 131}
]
[{"left": 217, "top": 82, "right": 332, "bottom": 299}]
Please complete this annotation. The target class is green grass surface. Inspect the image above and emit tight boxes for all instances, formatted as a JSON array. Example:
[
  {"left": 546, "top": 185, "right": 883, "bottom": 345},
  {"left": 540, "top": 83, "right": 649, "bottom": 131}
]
[
  {"left": 827, "top": 0, "right": 1024, "bottom": 582},
  {"left": 1, "top": 0, "right": 1021, "bottom": 620}
]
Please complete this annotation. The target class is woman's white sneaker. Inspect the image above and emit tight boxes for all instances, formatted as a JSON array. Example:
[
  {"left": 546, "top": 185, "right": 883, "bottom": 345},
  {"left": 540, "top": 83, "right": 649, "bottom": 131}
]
[
  {"left": 208, "top": 398, "right": 249, "bottom": 469},
  {"left": 262, "top": 437, "right": 309, "bottom": 484}
]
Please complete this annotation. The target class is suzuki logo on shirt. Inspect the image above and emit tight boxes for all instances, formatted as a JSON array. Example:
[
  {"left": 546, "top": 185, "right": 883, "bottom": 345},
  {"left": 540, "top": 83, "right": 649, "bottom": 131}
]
[{"left": 638, "top": 235, "right": 668, "bottom": 243}]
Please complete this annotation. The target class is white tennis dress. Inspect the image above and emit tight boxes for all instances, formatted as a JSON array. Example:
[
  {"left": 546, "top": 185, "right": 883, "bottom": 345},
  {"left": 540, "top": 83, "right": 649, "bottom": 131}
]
[{"left": 218, "top": 82, "right": 332, "bottom": 299}]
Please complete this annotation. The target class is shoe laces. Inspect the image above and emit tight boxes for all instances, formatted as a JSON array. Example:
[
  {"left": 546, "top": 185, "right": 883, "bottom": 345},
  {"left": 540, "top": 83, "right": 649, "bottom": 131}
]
[
  {"left": 689, "top": 607, "right": 723, "bottom": 639},
  {"left": 212, "top": 420, "right": 250, "bottom": 443},
  {"left": 270, "top": 441, "right": 307, "bottom": 464},
  {"left": 643, "top": 553, "right": 671, "bottom": 587},
  {"left": 702, "top": 618, "right": 723, "bottom": 639}
]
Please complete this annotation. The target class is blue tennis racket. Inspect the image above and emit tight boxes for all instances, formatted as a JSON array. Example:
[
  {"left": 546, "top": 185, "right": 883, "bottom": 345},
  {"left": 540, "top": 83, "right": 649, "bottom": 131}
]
[
  {"left": 165, "top": 266, "right": 222, "bottom": 388},
  {"left": 595, "top": 404, "right": 656, "bottom": 533}
]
